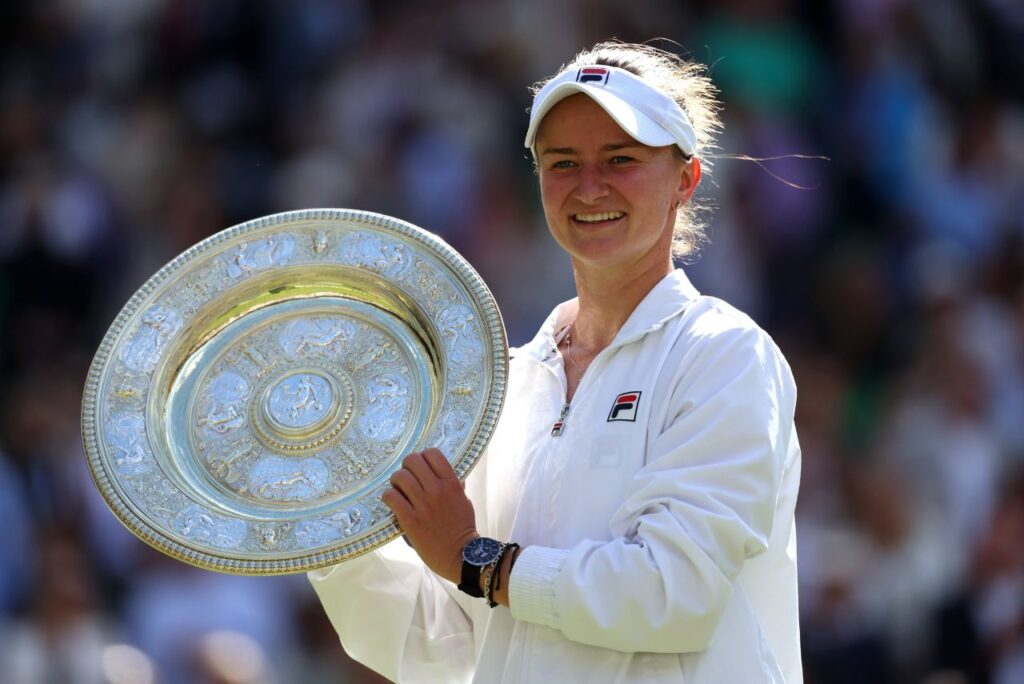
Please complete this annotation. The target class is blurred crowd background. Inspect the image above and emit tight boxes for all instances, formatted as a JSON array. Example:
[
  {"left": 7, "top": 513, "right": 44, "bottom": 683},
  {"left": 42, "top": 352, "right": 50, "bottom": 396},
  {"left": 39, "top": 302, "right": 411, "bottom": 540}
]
[{"left": 1, "top": 0, "right": 1023, "bottom": 682}]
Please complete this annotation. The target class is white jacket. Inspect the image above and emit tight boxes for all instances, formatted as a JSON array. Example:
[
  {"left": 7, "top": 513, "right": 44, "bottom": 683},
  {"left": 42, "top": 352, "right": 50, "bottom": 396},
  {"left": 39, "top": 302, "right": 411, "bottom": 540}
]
[{"left": 309, "top": 270, "right": 802, "bottom": 683}]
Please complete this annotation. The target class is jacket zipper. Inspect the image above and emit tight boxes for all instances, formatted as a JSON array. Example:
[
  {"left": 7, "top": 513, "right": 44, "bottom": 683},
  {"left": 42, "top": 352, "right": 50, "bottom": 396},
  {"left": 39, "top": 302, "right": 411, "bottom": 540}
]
[
  {"left": 549, "top": 345, "right": 612, "bottom": 437},
  {"left": 550, "top": 401, "right": 570, "bottom": 436}
]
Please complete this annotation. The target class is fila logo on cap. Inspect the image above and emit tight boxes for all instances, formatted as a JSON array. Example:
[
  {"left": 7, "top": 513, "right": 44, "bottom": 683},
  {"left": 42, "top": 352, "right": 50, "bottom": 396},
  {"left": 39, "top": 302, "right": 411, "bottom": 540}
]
[
  {"left": 607, "top": 391, "right": 642, "bottom": 422},
  {"left": 576, "top": 67, "right": 609, "bottom": 85}
]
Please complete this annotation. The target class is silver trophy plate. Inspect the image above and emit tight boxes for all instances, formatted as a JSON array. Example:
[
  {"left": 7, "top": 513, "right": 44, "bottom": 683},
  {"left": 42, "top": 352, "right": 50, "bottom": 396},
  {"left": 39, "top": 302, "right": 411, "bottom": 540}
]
[{"left": 81, "top": 209, "right": 508, "bottom": 574}]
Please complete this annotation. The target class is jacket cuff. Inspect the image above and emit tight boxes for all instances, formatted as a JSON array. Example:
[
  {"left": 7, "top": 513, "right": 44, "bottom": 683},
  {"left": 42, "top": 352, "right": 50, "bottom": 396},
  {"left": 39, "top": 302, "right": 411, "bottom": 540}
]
[{"left": 508, "top": 545, "right": 569, "bottom": 628}]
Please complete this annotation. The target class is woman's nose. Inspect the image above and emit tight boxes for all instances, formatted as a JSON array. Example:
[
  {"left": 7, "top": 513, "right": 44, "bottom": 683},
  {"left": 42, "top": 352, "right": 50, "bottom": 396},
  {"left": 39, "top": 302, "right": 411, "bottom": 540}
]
[{"left": 574, "top": 164, "right": 610, "bottom": 204}]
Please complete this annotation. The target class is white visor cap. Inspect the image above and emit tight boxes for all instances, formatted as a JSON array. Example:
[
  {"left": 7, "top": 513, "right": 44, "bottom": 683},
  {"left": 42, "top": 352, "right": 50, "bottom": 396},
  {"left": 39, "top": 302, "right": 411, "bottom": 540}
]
[{"left": 524, "top": 65, "right": 697, "bottom": 159}]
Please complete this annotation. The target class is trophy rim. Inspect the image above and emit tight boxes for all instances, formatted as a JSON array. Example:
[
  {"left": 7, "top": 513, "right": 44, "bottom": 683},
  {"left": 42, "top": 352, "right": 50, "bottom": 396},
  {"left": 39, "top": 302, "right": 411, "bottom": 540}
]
[{"left": 81, "top": 208, "right": 508, "bottom": 575}]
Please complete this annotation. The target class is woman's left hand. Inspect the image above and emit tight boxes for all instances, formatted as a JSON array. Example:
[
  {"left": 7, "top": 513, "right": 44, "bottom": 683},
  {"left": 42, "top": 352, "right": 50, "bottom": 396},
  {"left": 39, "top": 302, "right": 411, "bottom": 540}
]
[{"left": 382, "top": 448, "right": 478, "bottom": 584}]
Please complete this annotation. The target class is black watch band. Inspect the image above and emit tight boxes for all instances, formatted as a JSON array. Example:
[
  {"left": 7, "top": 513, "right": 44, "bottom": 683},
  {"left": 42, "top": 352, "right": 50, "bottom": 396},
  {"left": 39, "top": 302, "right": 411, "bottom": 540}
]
[{"left": 458, "top": 562, "right": 485, "bottom": 598}]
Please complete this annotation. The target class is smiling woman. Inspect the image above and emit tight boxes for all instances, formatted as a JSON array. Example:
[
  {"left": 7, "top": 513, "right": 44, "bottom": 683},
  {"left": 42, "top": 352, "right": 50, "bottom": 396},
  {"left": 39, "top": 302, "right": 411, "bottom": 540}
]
[
  {"left": 310, "top": 41, "right": 803, "bottom": 684},
  {"left": 527, "top": 43, "right": 722, "bottom": 262},
  {"left": 533, "top": 94, "right": 699, "bottom": 273}
]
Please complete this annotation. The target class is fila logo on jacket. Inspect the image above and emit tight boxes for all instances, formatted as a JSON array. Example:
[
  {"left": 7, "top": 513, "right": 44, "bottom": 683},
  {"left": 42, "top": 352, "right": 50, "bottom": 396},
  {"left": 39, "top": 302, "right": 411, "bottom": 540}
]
[{"left": 607, "top": 391, "right": 642, "bottom": 422}]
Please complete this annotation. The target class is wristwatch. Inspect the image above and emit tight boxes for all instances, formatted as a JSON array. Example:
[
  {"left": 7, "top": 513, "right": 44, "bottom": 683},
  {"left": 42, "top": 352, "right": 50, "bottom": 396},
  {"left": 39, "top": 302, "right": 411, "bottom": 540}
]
[{"left": 458, "top": 537, "right": 504, "bottom": 598}]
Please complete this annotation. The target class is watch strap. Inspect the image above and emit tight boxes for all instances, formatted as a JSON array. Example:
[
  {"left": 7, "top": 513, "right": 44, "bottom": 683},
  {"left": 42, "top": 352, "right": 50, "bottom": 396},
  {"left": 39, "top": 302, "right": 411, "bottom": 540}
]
[{"left": 458, "top": 558, "right": 485, "bottom": 598}]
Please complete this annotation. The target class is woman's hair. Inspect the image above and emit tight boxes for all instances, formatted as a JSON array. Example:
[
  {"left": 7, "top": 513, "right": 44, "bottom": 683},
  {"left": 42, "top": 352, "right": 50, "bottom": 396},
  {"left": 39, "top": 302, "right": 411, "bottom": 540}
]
[{"left": 531, "top": 41, "right": 722, "bottom": 261}]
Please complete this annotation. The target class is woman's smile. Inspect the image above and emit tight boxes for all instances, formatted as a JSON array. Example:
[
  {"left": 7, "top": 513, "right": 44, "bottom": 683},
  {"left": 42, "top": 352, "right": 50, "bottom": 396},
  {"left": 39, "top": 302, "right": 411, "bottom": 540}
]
[{"left": 571, "top": 211, "right": 626, "bottom": 226}]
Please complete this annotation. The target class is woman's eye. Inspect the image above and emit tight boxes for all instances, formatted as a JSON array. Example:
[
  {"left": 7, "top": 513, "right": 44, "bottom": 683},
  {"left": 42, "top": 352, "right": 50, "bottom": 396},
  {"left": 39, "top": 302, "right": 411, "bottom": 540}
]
[
  {"left": 609, "top": 155, "right": 634, "bottom": 164},
  {"left": 551, "top": 160, "right": 576, "bottom": 169}
]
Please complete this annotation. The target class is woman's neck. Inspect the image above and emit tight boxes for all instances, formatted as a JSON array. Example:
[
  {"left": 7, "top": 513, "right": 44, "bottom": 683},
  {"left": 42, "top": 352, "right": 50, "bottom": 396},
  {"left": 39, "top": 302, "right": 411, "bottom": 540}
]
[{"left": 568, "top": 256, "right": 673, "bottom": 350}]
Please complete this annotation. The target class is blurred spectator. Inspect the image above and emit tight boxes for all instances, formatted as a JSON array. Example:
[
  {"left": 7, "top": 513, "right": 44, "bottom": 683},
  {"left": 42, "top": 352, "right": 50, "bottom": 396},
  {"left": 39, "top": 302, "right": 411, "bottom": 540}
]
[
  {"left": 0, "top": 450, "right": 33, "bottom": 614},
  {"left": 121, "top": 556, "right": 302, "bottom": 683},
  {"left": 0, "top": 527, "right": 113, "bottom": 684},
  {"left": 930, "top": 473, "right": 1024, "bottom": 683}
]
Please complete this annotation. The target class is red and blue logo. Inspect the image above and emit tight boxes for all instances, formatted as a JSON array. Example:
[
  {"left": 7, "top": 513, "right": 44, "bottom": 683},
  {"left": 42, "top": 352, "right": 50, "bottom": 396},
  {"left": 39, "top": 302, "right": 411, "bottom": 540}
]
[
  {"left": 607, "top": 391, "right": 641, "bottom": 422},
  {"left": 576, "top": 67, "right": 610, "bottom": 85}
]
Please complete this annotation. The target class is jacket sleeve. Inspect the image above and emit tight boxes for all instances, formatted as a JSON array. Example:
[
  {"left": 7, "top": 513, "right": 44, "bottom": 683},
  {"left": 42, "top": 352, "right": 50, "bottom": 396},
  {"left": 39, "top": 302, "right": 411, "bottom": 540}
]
[
  {"left": 308, "top": 538, "right": 477, "bottom": 683},
  {"left": 508, "top": 324, "right": 797, "bottom": 654}
]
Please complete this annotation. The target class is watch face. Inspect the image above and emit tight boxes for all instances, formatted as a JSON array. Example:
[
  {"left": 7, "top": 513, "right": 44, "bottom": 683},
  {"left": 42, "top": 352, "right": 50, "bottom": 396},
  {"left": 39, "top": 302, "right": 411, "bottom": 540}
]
[{"left": 462, "top": 537, "right": 502, "bottom": 566}]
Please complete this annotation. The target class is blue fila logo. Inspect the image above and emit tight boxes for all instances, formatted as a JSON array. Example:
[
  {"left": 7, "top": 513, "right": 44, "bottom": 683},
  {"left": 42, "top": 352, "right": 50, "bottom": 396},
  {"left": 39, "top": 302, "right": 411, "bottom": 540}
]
[
  {"left": 576, "top": 67, "right": 609, "bottom": 85},
  {"left": 607, "top": 391, "right": 641, "bottom": 422}
]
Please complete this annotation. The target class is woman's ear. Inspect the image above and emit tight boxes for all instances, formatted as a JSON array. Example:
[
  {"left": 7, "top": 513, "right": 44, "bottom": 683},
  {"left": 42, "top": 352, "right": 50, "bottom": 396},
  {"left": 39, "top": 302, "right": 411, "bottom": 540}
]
[{"left": 677, "top": 156, "right": 702, "bottom": 204}]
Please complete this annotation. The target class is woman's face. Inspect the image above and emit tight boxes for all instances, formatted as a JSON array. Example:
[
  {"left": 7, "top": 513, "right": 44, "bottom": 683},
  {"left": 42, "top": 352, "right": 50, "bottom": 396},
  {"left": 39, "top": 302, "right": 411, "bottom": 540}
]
[{"left": 534, "top": 93, "right": 699, "bottom": 272}]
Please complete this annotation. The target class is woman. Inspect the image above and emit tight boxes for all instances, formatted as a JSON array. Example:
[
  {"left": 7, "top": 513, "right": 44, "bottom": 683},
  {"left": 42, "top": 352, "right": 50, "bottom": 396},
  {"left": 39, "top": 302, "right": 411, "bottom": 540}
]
[{"left": 310, "top": 42, "right": 802, "bottom": 683}]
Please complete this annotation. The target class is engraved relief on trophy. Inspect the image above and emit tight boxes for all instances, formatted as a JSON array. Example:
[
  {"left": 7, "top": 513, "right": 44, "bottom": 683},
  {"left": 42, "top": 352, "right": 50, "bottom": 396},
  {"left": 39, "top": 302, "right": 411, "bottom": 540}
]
[
  {"left": 253, "top": 521, "right": 295, "bottom": 551},
  {"left": 106, "top": 413, "right": 151, "bottom": 475},
  {"left": 224, "top": 235, "right": 296, "bottom": 279},
  {"left": 341, "top": 232, "right": 412, "bottom": 278},
  {"left": 359, "top": 372, "right": 411, "bottom": 442},
  {"left": 250, "top": 455, "right": 331, "bottom": 502},
  {"left": 280, "top": 317, "right": 356, "bottom": 356},
  {"left": 438, "top": 304, "right": 483, "bottom": 366},
  {"left": 436, "top": 410, "right": 472, "bottom": 455},
  {"left": 266, "top": 373, "right": 334, "bottom": 430},
  {"left": 295, "top": 503, "right": 372, "bottom": 546},
  {"left": 312, "top": 230, "right": 329, "bottom": 254},
  {"left": 198, "top": 371, "right": 250, "bottom": 438},
  {"left": 120, "top": 305, "right": 183, "bottom": 373},
  {"left": 203, "top": 437, "right": 253, "bottom": 485},
  {"left": 174, "top": 504, "right": 247, "bottom": 549},
  {"left": 408, "top": 258, "right": 458, "bottom": 312},
  {"left": 255, "top": 368, "right": 354, "bottom": 448}
]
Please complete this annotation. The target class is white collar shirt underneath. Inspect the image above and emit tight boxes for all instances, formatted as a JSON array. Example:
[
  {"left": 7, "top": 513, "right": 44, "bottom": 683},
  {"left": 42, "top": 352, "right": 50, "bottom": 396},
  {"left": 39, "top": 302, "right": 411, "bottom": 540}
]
[{"left": 308, "top": 269, "right": 803, "bottom": 684}]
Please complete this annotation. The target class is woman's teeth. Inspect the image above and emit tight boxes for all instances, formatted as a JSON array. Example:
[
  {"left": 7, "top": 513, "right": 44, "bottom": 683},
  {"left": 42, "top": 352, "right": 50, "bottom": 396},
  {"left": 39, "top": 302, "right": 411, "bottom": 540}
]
[{"left": 573, "top": 212, "right": 624, "bottom": 223}]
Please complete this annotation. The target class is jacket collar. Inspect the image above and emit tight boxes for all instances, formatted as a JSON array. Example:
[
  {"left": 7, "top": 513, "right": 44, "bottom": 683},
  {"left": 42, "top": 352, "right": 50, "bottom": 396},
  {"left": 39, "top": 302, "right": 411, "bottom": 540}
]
[{"left": 516, "top": 269, "right": 700, "bottom": 363}]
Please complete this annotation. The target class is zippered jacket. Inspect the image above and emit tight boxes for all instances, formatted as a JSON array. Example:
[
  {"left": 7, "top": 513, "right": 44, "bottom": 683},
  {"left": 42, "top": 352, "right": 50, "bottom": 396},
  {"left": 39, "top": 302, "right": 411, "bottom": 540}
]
[{"left": 309, "top": 269, "right": 803, "bottom": 683}]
